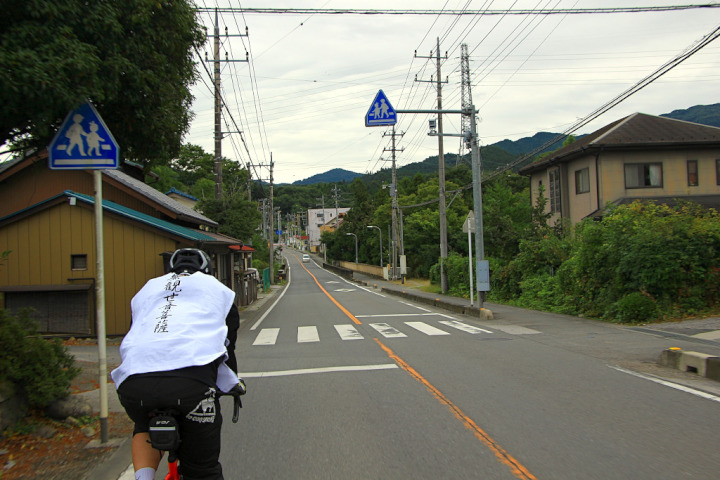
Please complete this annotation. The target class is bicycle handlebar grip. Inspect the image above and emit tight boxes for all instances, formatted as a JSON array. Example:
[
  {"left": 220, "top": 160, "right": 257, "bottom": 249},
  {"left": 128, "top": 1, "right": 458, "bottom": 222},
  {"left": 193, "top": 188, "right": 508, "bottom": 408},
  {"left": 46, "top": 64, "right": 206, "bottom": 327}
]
[{"left": 229, "top": 379, "right": 246, "bottom": 423}]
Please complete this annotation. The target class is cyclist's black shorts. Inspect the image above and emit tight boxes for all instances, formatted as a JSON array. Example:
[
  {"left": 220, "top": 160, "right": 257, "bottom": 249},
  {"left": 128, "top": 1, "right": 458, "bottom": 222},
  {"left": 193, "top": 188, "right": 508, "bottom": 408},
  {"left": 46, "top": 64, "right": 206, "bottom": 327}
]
[{"left": 118, "top": 375, "right": 225, "bottom": 480}]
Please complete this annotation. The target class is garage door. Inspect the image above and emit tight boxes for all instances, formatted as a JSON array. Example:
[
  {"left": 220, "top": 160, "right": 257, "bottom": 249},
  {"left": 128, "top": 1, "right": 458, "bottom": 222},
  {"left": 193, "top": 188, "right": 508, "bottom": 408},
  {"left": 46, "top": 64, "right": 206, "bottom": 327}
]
[{"left": 5, "top": 290, "right": 92, "bottom": 335}]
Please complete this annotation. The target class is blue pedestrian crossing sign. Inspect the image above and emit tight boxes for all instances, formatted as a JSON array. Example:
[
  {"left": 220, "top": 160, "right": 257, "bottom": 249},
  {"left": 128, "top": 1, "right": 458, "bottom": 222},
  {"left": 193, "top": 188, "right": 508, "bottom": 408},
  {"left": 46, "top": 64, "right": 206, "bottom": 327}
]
[
  {"left": 365, "top": 90, "right": 397, "bottom": 127},
  {"left": 49, "top": 102, "right": 119, "bottom": 169}
]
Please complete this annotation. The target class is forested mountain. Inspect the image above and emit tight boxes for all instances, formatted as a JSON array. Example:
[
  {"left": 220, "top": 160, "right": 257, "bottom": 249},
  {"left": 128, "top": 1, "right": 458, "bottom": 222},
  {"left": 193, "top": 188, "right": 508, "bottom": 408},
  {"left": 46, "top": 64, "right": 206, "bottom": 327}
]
[
  {"left": 491, "top": 132, "right": 565, "bottom": 156},
  {"left": 292, "top": 103, "right": 720, "bottom": 186},
  {"left": 661, "top": 103, "right": 720, "bottom": 127},
  {"left": 292, "top": 168, "right": 363, "bottom": 186}
]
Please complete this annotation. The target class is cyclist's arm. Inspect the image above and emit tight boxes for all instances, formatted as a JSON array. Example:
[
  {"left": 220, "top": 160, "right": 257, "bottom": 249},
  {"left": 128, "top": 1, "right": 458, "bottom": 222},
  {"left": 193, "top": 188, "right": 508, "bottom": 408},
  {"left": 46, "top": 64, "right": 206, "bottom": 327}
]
[{"left": 224, "top": 303, "right": 239, "bottom": 373}]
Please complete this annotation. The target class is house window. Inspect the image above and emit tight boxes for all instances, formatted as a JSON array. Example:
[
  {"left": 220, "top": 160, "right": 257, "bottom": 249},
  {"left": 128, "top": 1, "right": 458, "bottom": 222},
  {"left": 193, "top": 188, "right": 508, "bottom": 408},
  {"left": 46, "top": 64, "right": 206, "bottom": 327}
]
[
  {"left": 71, "top": 254, "right": 87, "bottom": 271},
  {"left": 549, "top": 169, "right": 561, "bottom": 213},
  {"left": 687, "top": 160, "right": 698, "bottom": 186},
  {"left": 575, "top": 168, "right": 590, "bottom": 194},
  {"left": 624, "top": 163, "right": 663, "bottom": 188},
  {"left": 716, "top": 159, "right": 720, "bottom": 185}
]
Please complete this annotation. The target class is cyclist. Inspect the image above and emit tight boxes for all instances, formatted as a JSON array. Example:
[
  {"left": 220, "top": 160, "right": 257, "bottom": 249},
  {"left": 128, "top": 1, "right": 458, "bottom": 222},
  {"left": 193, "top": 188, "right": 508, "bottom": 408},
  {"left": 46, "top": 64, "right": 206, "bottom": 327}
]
[{"left": 111, "top": 248, "right": 242, "bottom": 480}]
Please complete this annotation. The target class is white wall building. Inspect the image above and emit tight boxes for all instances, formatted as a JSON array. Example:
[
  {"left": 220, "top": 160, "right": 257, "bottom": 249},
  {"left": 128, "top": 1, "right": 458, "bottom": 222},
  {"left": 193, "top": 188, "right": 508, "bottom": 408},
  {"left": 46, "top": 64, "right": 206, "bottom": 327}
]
[{"left": 306, "top": 207, "right": 350, "bottom": 251}]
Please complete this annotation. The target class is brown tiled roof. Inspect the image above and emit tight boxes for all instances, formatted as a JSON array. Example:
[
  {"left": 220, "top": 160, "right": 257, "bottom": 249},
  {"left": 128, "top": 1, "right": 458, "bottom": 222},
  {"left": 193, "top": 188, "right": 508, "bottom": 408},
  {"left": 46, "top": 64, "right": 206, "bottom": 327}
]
[{"left": 520, "top": 113, "right": 720, "bottom": 174}]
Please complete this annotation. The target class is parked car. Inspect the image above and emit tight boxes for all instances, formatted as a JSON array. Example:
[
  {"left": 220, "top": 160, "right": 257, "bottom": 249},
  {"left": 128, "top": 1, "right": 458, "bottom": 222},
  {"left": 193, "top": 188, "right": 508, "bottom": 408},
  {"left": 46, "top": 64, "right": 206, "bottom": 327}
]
[{"left": 302, "top": 254, "right": 310, "bottom": 263}]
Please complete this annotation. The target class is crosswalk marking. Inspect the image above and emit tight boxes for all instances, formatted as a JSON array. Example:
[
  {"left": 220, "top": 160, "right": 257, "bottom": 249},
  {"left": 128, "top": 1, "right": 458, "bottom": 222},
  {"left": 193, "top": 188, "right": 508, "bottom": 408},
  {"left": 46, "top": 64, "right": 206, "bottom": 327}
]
[
  {"left": 253, "top": 328, "right": 279, "bottom": 345},
  {"left": 251, "top": 320, "right": 503, "bottom": 346},
  {"left": 334, "top": 324, "right": 364, "bottom": 340},
  {"left": 405, "top": 321, "right": 450, "bottom": 335},
  {"left": 439, "top": 320, "right": 493, "bottom": 334},
  {"left": 369, "top": 323, "right": 407, "bottom": 338},
  {"left": 298, "top": 326, "right": 320, "bottom": 343}
]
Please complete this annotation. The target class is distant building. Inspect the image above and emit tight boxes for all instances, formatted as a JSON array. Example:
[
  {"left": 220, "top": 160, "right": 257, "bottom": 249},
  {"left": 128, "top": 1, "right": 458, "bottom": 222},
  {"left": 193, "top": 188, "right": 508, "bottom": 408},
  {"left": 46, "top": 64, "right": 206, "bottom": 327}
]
[{"left": 306, "top": 208, "right": 349, "bottom": 251}]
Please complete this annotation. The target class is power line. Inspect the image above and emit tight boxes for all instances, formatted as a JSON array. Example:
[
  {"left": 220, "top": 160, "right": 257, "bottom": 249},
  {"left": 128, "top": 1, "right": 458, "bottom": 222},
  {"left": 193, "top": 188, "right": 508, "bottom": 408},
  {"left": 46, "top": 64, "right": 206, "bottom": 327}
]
[
  {"left": 483, "top": 22, "right": 720, "bottom": 181},
  {"left": 197, "top": 5, "right": 720, "bottom": 16}
]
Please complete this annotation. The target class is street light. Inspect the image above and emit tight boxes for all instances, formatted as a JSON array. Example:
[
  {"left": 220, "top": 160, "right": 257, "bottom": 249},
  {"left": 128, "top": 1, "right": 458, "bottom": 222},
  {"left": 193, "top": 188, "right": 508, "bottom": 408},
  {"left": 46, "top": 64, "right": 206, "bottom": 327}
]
[
  {"left": 345, "top": 233, "right": 358, "bottom": 264},
  {"left": 367, "top": 225, "right": 382, "bottom": 267}
]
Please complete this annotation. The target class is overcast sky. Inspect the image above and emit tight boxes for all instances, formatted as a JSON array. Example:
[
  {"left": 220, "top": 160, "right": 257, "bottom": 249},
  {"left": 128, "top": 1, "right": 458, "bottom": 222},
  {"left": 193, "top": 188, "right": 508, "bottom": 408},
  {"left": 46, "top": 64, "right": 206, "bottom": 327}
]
[{"left": 186, "top": 1, "right": 720, "bottom": 185}]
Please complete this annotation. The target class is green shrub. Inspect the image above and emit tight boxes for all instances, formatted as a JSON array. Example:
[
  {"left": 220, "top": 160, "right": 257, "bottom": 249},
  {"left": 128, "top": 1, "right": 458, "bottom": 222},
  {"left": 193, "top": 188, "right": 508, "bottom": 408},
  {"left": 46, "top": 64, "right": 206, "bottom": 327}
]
[
  {"left": 608, "top": 292, "right": 658, "bottom": 324},
  {"left": 0, "top": 309, "right": 79, "bottom": 407}
]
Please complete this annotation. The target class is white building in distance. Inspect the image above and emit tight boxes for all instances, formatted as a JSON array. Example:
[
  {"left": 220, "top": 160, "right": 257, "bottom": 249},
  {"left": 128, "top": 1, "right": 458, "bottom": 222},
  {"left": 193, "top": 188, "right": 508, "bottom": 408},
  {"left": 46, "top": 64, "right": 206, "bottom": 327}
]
[{"left": 306, "top": 207, "right": 350, "bottom": 252}]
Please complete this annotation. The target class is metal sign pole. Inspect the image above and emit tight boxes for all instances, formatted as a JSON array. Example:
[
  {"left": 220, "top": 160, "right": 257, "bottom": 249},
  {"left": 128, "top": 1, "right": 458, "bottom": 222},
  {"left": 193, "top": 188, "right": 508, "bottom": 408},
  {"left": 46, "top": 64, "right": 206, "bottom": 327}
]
[
  {"left": 93, "top": 170, "right": 109, "bottom": 443},
  {"left": 49, "top": 101, "right": 118, "bottom": 444}
]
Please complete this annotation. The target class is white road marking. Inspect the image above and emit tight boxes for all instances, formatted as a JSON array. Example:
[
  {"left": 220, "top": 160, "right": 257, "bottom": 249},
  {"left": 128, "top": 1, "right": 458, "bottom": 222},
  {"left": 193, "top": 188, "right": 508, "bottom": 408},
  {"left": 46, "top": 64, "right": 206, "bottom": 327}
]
[
  {"left": 297, "top": 326, "right": 320, "bottom": 343},
  {"left": 239, "top": 364, "right": 399, "bottom": 378},
  {"left": 369, "top": 323, "right": 407, "bottom": 338},
  {"left": 491, "top": 325, "right": 542, "bottom": 335},
  {"left": 253, "top": 328, "right": 280, "bottom": 345},
  {"left": 400, "top": 301, "right": 431, "bottom": 312},
  {"left": 609, "top": 365, "right": 720, "bottom": 403},
  {"left": 356, "top": 313, "right": 439, "bottom": 318},
  {"left": 405, "top": 321, "right": 450, "bottom": 335},
  {"left": 335, "top": 324, "right": 364, "bottom": 340},
  {"left": 439, "top": 320, "right": 493, "bottom": 334},
  {"left": 118, "top": 464, "right": 134, "bottom": 480},
  {"left": 251, "top": 278, "right": 291, "bottom": 331}
]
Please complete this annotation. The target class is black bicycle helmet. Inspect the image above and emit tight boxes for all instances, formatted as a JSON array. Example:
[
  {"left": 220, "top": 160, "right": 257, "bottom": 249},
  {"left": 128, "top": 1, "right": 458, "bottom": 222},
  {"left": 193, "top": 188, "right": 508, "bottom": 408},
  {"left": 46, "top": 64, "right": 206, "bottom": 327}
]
[{"left": 169, "top": 248, "right": 214, "bottom": 275}]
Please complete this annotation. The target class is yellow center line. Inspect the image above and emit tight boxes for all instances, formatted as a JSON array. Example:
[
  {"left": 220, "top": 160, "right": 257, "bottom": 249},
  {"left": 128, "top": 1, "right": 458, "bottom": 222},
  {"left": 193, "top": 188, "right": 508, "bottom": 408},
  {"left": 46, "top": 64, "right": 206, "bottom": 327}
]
[
  {"left": 375, "top": 339, "right": 538, "bottom": 480},
  {"left": 295, "top": 253, "right": 535, "bottom": 479},
  {"left": 296, "top": 254, "right": 362, "bottom": 325}
]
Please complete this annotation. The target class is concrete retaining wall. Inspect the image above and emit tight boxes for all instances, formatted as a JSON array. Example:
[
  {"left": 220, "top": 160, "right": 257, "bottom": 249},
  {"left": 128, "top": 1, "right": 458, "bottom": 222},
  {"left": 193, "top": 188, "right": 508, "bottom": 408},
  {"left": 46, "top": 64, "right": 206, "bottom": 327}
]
[
  {"left": 322, "top": 263, "right": 353, "bottom": 280},
  {"left": 338, "top": 261, "right": 384, "bottom": 278}
]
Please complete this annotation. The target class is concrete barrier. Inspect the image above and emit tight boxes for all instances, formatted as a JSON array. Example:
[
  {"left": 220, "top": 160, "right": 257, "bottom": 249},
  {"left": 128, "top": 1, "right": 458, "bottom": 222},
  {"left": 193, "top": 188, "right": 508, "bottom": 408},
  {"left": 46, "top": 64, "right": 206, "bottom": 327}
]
[{"left": 660, "top": 348, "right": 720, "bottom": 381}]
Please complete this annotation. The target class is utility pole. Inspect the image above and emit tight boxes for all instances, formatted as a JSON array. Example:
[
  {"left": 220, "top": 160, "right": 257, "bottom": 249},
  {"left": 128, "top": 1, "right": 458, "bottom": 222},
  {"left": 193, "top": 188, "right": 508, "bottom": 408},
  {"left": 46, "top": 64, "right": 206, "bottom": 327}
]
[
  {"left": 210, "top": 9, "right": 248, "bottom": 199},
  {"left": 460, "top": 44, "right": 473, "bottom": 163},
  {"left": 416, "top": 38, "right": 449, "bottom": 293},
  {"left": 269, "top": 155, "right": 274, "bottom": 284},
  {"left": 383, "top": 127, "right": 404, "bottom": 280},
  {"left": 332, "top": 184, "right": 340, "bottom": 222},
  {"left": 317, "top": 194, "right": 326, "bottom": 258}
]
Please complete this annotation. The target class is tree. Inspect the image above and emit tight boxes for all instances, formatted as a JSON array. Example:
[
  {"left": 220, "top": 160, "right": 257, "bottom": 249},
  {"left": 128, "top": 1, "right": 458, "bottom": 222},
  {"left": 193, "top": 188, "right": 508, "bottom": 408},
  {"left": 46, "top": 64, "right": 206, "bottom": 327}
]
[
  {"left": 0, "top": 0, "right": 205, "bottom": 169},
  {"left": 199, "top": 194, "right": 262, "bottom": 242}
]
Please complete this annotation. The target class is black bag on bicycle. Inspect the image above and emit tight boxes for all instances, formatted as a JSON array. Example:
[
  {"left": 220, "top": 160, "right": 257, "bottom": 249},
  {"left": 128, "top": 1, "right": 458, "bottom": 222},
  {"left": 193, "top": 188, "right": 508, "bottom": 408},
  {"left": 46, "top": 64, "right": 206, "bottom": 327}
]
[{"left": 148, "top": 414, "right": 181, "bottom": 451}]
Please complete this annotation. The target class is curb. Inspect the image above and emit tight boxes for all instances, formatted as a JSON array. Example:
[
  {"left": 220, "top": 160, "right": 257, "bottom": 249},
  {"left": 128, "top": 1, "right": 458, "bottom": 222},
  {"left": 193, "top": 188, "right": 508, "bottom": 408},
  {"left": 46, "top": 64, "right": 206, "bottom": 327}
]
[
  {"left": 660, "top": 348, "right": 720, "bottom": 381},
  {"left": 353, "top": 278, "right": 493, "bottom": 320},
  {"left": 82, "top": 436, "right": 132, "bottom": 480}
]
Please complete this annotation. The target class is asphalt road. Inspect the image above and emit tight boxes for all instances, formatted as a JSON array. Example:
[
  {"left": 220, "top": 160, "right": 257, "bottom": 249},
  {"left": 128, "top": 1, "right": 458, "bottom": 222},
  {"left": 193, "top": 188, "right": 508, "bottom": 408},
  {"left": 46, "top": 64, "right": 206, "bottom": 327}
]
[{"left": 211, "top": 251, "right": 720, "bottom": 480}]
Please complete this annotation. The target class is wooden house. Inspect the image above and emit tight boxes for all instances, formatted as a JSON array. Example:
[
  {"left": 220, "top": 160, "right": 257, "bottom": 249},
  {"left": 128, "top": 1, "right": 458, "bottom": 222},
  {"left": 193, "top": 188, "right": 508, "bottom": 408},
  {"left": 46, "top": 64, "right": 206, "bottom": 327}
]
[{"left": 0, "top": 152, "right": 253, "bottom": 336}]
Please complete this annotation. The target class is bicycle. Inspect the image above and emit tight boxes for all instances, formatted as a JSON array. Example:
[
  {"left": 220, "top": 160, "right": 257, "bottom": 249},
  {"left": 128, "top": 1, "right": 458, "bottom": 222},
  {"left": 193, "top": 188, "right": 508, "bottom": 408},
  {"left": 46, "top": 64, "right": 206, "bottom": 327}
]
[{"left": 148, "top": 379, "right": 246, "bottom": 480}]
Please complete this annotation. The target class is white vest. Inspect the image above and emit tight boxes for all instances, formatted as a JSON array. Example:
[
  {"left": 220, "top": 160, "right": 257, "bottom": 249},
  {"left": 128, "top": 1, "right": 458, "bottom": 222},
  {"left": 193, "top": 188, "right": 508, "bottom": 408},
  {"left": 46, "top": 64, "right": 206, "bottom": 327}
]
[{"left": 111, "top": 272, "right": 239, "bottom": 392}]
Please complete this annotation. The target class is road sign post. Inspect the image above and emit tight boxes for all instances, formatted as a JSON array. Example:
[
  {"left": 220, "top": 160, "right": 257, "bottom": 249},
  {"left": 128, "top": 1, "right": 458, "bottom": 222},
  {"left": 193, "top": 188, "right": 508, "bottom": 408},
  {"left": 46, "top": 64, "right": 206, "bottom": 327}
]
[
  {"left": 48, "top": 101, "right": 118, "bottom": 444},
  {"left": 365, "top": 89, "right": 489, "bottom": 307}
]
